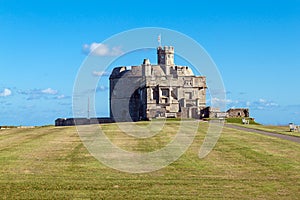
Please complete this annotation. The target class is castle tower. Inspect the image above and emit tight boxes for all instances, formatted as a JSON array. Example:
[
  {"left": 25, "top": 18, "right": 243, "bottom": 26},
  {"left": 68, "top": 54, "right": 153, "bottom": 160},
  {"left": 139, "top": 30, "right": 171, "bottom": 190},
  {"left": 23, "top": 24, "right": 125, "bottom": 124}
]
[
  {"left": 157, "top": 46, "right": 174, "bottom": 66},
  {"left": 157, "top": 46, "right": 174, "bottom": 75}
]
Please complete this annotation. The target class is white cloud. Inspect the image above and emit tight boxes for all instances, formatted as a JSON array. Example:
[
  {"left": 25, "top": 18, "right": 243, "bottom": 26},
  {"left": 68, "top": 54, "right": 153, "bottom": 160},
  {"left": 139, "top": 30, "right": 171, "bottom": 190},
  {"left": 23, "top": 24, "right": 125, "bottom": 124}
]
[
  {"left": 56, "top": 95, "right": 67, "bottom": 99},
  {"left": 208, "top": 97, "right": 279, "bottom": 111},
  {"left": 18, "top": 88, "right": 60, "bottom": 100},
  {"left": 252, "top": 98, "right": 279, "bottom": 110},
  {"left": 0, "top": 88, "right": 12, "bottom": 97},
  {"left": 92, "top": 71, "right": 110, "bottom": 77},
  {"left": 211, "top": 97, "right": 238, "bottom": 104},
  {"left": 246, "top": 101, "right": 251, "bottom": 107},
  {"left": 42, "top": 88, "right": 58, "bottom": 95},
  {"left": 55, "top": 94, "right": 70, "bottom": 100},
  {"left": 82, "top": 42, "right": 123, "bottom": 56},
  {"left": 96, "top": 85, "right": 108, "bottom": 92},
  {"left": 258, "top": 98, "right": 266, "bottom": 103}
]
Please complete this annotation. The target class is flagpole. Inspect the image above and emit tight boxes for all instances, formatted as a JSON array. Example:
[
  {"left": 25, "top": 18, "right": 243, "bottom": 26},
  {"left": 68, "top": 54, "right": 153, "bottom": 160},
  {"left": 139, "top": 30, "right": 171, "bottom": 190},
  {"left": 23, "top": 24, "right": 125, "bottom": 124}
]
[{"left": 158, "top": 34, "right": 161, "bottom": 47}]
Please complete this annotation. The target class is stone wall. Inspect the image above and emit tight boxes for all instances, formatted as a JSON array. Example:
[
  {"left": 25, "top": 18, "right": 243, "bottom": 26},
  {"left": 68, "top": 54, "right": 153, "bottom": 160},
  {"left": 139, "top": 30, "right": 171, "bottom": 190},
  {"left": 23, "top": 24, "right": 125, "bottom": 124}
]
[
  {"left": 227, "top": 108, "right": 249, "bottom": 118},
  {"left": 55, "top": 118, "right": 114, "bottom": 126}
]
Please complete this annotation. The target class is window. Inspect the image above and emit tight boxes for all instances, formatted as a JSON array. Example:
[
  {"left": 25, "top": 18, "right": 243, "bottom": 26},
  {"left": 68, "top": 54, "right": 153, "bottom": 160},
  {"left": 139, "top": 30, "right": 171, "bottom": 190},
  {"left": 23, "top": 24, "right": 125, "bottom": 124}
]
[
  {"left": 162, "top": 89, "right": 169, "bottom": 97},
  {"left": 152, "top": 88, "right": 158, "bottom": 100}
]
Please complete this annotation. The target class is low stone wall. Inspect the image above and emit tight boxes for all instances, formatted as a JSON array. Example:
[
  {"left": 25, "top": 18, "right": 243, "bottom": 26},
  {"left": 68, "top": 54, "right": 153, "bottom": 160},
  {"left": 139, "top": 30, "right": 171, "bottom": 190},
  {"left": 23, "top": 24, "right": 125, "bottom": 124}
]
[{"left": 55, "top": 118, "right": 114, "bottom": 126}]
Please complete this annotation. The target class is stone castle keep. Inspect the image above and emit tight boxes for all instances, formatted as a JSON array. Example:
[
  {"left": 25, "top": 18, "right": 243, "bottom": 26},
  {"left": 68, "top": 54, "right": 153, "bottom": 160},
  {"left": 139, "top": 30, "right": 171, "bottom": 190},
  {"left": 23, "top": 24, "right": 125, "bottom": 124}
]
[
  {"left": 109, "top": 46, "right": 207, "bottom": 121},
  {"left": 55, "top": 45, "right": 250, "bottom": 126}
]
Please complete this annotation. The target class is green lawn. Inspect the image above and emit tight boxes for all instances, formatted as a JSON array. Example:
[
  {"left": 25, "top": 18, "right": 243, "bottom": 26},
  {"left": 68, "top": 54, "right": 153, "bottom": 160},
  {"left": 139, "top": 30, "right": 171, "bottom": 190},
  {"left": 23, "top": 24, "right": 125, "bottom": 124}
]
[{"left": 1, "top": 122, "right": 300, "bottom": 199}]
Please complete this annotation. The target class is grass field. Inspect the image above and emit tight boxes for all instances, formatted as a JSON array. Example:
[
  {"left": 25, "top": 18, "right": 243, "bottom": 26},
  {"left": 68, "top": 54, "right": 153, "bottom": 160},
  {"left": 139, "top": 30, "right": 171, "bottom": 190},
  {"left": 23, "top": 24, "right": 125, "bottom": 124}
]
[{"left": 1, "top": 122, "right": 300, "bottom": 199}]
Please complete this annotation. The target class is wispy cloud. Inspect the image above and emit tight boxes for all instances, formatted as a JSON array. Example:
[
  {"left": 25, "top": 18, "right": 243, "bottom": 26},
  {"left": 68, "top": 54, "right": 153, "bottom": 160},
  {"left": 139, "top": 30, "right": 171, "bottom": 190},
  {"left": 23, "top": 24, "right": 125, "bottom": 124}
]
[
  {"left": 58, "top": 102, "right": 71, "bottom": 106},
  {"left": 210, "top": 97, "right": 238, "bottom": 105},
  {"left": 41, "top": 88, "right": 58, "bottom": 95},
  {"left": 18, "top": 88, "right": 64, "bottom": 100},
  {"left": 0, "top": 88, "right": 12, "bottom": 97},
  {"left": 92, "top": 71, "right": 110, "bottom": 77},
  {"left": 208, "top": 97, "right": 279, "bottom": 111},
  {"left": 96, "top": 85, "right": 109, "bottom": 92},
  {"left": 54, "top": 94, "right": 70, "bottom": 99},
  {"left": 82, "top": 42, "right": 123, "bottom": 56},
  {"left": 250, "top": 98, "right": 279, "bottom": 110}
]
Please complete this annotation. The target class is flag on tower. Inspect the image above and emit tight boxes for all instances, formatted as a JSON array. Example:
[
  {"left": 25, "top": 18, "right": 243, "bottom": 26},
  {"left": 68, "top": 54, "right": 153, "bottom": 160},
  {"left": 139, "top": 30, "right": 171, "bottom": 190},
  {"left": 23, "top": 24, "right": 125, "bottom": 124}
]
[{"left": 158, "top": 34, "right": 161, "bottom": 46}]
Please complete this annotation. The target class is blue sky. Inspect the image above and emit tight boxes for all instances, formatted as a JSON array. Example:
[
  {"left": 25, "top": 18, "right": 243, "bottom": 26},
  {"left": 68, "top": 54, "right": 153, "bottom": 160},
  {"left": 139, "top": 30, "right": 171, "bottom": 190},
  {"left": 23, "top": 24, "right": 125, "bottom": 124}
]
[{"left": 0, "top": 0, "right": 299, "bottom": 125}]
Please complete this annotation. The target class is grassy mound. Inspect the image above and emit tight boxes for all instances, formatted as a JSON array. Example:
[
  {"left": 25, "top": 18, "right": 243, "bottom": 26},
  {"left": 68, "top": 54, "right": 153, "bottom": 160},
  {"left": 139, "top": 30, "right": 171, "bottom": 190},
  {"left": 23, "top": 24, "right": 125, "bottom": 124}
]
[{"left": 226, "top": 117, "right": 260, "bottom": 125}]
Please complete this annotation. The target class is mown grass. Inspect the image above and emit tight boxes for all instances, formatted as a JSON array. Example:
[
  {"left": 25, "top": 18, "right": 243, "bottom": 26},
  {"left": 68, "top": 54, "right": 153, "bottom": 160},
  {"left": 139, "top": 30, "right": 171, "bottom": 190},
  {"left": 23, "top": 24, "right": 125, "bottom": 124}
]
[{"left": 1, "top": 122, "right": 300, "bottom": 199}]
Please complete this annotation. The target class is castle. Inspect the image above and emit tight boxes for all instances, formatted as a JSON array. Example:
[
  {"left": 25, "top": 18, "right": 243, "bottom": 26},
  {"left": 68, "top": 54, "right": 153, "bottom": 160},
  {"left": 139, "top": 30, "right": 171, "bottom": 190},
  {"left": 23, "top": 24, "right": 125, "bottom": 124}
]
[
  {"left": 55, "top": 45, "right": 250, "bottom": 126},
  {"left": 109, "top": 46, "right": 207, "bottom": 121}
]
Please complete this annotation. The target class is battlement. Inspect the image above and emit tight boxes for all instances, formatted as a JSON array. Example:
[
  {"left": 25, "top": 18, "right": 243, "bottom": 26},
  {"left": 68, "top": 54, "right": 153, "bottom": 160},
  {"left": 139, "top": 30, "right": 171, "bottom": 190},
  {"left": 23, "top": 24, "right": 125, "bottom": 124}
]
[
  {"left": 157, "top": 46, "right": 174, "bottom": 53},
  {"left": 157, "top": 46, "right": 174, "bottom": 66}
]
